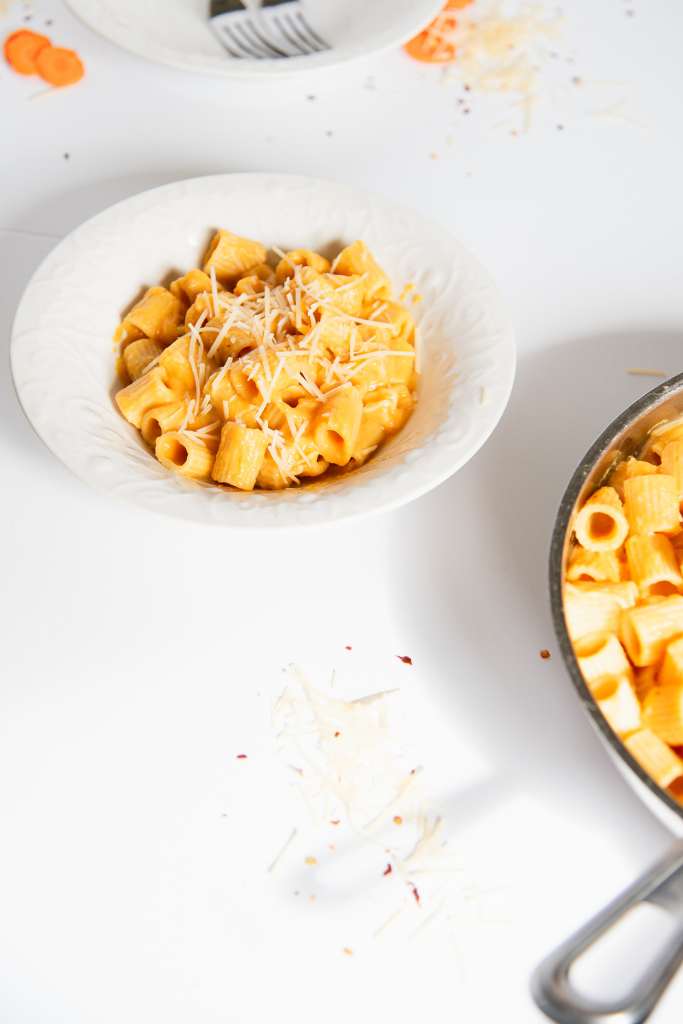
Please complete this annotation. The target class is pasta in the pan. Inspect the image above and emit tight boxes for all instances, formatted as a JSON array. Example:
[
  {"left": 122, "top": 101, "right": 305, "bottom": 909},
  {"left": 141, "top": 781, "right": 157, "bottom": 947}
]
[
  {"left": 113, "top": 230, "right": 418, "bottom": 491},
  {"left": 565, "top": 426, "right": 683, "bottom": 802}
]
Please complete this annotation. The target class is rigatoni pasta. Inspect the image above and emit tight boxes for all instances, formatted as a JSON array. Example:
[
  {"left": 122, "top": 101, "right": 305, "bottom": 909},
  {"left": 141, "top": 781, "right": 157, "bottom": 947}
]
[
  {"left": 573, "top": 487, "right": 629, "bottom": 552},
  {"left": 566, "top": 427, "right": 683, "bottom": 802},
  {"left": 623, "top": 729, "right": 683, "bottom": 790},
  {"left": 113, "top": 230, "right": 418, "bottom": 491}
]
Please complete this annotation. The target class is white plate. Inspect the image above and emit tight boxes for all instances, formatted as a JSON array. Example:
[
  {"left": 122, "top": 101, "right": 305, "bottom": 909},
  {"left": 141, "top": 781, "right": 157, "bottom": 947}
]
[
  {"left": 66, "top": 0, "right": 443, "bottom": 78},
  {"left": 11, "top": 173, "right": 515, "bottom": 529}
]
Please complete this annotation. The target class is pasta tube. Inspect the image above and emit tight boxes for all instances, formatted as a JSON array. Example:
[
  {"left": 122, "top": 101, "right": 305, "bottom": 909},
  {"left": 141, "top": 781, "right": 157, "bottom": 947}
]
[
  {"left": 610, "top": 458, "right": 658, "bottom": 499},
  {"left": 648, "top": 415, "right": 683, "bottom": 457},
  {"left": 658, "top": 635, "right": 683, "bottom": 688},
  {"left": 566, "top": 547, "right": 623, "bottom": 583},
  {"left": 574, "top": 632, "right": 633, "bottom": 688},
  {"left": 203, "top": 229, "right": 267, "bottom": 285},
  {"left": 564, "top": 581, "right": 637, "bottom": 641},
  {"left": 275, "top": 249, "right": 330, "bottom": 283},
  {"left": 155, "top": 431, "right": 215, "bottom": 480},
  {"left": 170, "top": 269, "right": 212, "bottom": 304},
  {"left": 624, "top": 474, "right": 680, "bottom": 535},
  {"left": 573, "top": 487, "right": 629, "bottom": 552},
  {"left": 115, "top": 367, "right": 176, "bottom": 429},
  {"left": 140, "top": 401, "right": 185, "bottom": 445},
  {"left": 620, "top": 595, "right": 683, "bottom": 666},
  {"left": 593, "top": 676, "right": 641, "bottom": 736},
  {"left": 660, "top": 440, "right": 683, "bottom": 499},
  {"left": 122, "top": 337, "right": 164, "bottom": 381},
  {"left": 123, "top": 286, "right": 183, "bottom": 343},
  {"left": 311, "top": 386, "right": 363, "bottom": 466},
  {"left": 625, "top": 534, "right": 682, "bottom": 596},
  {"left": 643, "top": 681, "right": 683, "bottom": 744},
  {"left": 624, "top": 729, "right": 683, "bottom": 789},
  {"left": 333, "top": 240, "right": 391, "bottom": 301},
  {"left": 212, "top": 422, "right": 268, "bottom": 490}
]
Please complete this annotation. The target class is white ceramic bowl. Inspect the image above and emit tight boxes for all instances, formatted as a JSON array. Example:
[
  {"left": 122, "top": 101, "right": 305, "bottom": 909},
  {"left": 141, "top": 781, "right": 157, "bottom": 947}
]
[
  {"left": 66, "top": 0, "right": 442, "bottom": 79},
  {"left": 11, "top": 174, "right": 515, "bottom": 529}
]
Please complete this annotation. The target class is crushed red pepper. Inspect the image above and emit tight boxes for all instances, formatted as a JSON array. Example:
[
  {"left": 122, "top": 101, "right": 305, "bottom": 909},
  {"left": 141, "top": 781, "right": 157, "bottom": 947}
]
[
  {"left": 410, "top": 884, "right": 421, "bottom": 905},
  {"left": 540, "top": 649, "right": 551, "bottom": 660},
  {"left": 345, "top": 645, "right": 352, "bottom": 651},
  {"left": 397, "top": 655, "right": 413, "bottom": 665},
  {"left": 383, "top": 863, "right": 393, "bottom": 876},
  {"left": 236, "top": 754, "right": 248, "bottom": 759}
]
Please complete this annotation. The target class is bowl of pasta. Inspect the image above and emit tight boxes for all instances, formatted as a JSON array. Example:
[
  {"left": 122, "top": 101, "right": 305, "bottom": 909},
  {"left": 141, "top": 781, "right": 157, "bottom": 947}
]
[
  {"left": 11, "top": 174, "right": 515, "bottom": 528},
  {"left": 534, "top": 373, "right": 683, "bottom": 1024}
]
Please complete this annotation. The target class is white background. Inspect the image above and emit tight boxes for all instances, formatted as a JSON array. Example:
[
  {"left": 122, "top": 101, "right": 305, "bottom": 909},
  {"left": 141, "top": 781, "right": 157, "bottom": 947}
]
[{"left": 2, "top": 1, "right": 683, "bottom": 1022}]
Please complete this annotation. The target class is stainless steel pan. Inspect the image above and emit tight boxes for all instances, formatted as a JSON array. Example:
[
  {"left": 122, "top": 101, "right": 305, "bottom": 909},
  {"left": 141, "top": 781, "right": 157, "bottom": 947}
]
[{"left": 534, "top": 372, "right": 683, "bottom": 1024}]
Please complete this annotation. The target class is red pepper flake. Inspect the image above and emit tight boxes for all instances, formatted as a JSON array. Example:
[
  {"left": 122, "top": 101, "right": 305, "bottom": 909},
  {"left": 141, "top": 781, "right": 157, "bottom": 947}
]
[
  {"left": 334, "top": 731, "right": 341, "bottom": 737},
  {"left": 539, "top": 649, "right": 551, "bottom": 660},
  {"left": 383, "top": 863, "right": 393, "bottom": 876},
  {"left": 396, "top": 655, "right": 413, "bottom": 665},
  {"left": 393, "top": 815, "right": 403, "bottom": 826},
  {"left": 330, "top": 819, "right": 341, "bottom": 826},
  {"left": 410, "top": 884, "right": 421, "bottom": 905},
  {"left": 236, "top": 754, "right": 248, "bottom": 759},
  {"left": 345, "top": 645, "right": 352, "bottom": 651}
]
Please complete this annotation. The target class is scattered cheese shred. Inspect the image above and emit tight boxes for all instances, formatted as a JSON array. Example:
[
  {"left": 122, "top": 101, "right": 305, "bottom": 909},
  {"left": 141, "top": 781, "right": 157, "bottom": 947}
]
[
  {"left": 626, "top": 368, "right": 667, "bottom": 378},
  {"left": 271, "top": 668, "right": 478, "bottom": 942}
]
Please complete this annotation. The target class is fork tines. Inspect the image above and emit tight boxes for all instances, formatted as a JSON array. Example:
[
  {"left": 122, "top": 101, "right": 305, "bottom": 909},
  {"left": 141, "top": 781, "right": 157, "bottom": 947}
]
[{"left": 210, "top": 0, "right": 330, "bottom": 60}]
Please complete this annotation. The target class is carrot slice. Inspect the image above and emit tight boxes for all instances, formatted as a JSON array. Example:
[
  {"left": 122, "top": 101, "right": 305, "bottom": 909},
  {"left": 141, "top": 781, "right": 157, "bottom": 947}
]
[
  {"left": 404, "top": 32, "right": 456, "bottom": 63},
  {"left": 4, "top": 30, "right": 51, "bottom": 75},
  {"left": 404, "top": 0, "right": 474, "bottom": 63},
  {"left": 404, "top": 0, "right": 464, "bottom": 63},
  {"left": 35, "top": 45, "right": 85, "bottom": 86}
]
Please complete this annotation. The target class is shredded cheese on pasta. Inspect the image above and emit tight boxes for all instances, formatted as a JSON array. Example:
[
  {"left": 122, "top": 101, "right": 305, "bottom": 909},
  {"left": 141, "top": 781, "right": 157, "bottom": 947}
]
[{"left": 113, "top": 233, "right": 419, "bottom": 490}]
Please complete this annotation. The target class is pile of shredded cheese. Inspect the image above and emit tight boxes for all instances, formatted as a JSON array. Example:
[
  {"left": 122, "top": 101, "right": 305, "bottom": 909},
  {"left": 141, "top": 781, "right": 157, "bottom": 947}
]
[
  {"left": 409, "top": 2, "right": 563, "bottom": 132},
  {"left": 273, "top": 667, "right": 464, "bottom": 929},
  {"left": 274, "top": 666, "right": 421, "bottom": 832},
  {"left": 453, "top": 4, "right": 559, "bottom": 98}
]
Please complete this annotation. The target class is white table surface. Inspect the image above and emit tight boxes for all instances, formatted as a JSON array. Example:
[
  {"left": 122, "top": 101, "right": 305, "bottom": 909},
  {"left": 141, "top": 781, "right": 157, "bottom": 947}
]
[{"left": 2, "top": 1, "right": 683, "bottom": 1022}]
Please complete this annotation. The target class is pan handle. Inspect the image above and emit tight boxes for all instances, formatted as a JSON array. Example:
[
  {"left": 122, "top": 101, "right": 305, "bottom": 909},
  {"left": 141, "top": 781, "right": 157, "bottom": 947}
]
[{"left": 531, "top": 842, "right": 683, "bottom": 1024}]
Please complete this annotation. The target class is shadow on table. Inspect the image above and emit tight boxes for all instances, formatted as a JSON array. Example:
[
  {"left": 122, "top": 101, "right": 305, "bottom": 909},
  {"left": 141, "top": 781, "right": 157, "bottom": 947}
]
[{"left": 389, "top": 329, "right": 683, "bottom": 863}]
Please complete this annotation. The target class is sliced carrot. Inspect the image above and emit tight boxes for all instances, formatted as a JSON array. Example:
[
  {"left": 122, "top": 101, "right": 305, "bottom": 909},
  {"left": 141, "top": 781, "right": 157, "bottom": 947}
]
[
  {"left": 35, "top": 45, "right": 85, "bottom": 87},
  {"left": 403, "top": 0, "right": 465, "bottom": 63},
  {"left": 404, "top": 27, "right": 457, "bottom": 64},
  {"left": 4, "top": 29, "right": 51, "bottom": 75}
]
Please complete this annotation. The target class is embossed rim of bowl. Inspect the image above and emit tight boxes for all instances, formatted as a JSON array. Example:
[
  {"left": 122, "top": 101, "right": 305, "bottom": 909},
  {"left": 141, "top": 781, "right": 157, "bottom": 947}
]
[{"left": 10, "top": 173, "right": 516, "bottom": 529}]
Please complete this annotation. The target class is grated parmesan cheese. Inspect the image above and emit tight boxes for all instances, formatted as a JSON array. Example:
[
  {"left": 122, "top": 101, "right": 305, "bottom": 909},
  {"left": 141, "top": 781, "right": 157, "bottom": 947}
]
[{"left": 272, "top": 668, "right": 466, "bottom": 933}]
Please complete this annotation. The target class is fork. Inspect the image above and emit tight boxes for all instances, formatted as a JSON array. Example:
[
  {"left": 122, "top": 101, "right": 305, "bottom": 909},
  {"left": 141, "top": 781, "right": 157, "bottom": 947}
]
[{"left": 209, "top": 0, "right": 330, "bottom": 59}]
